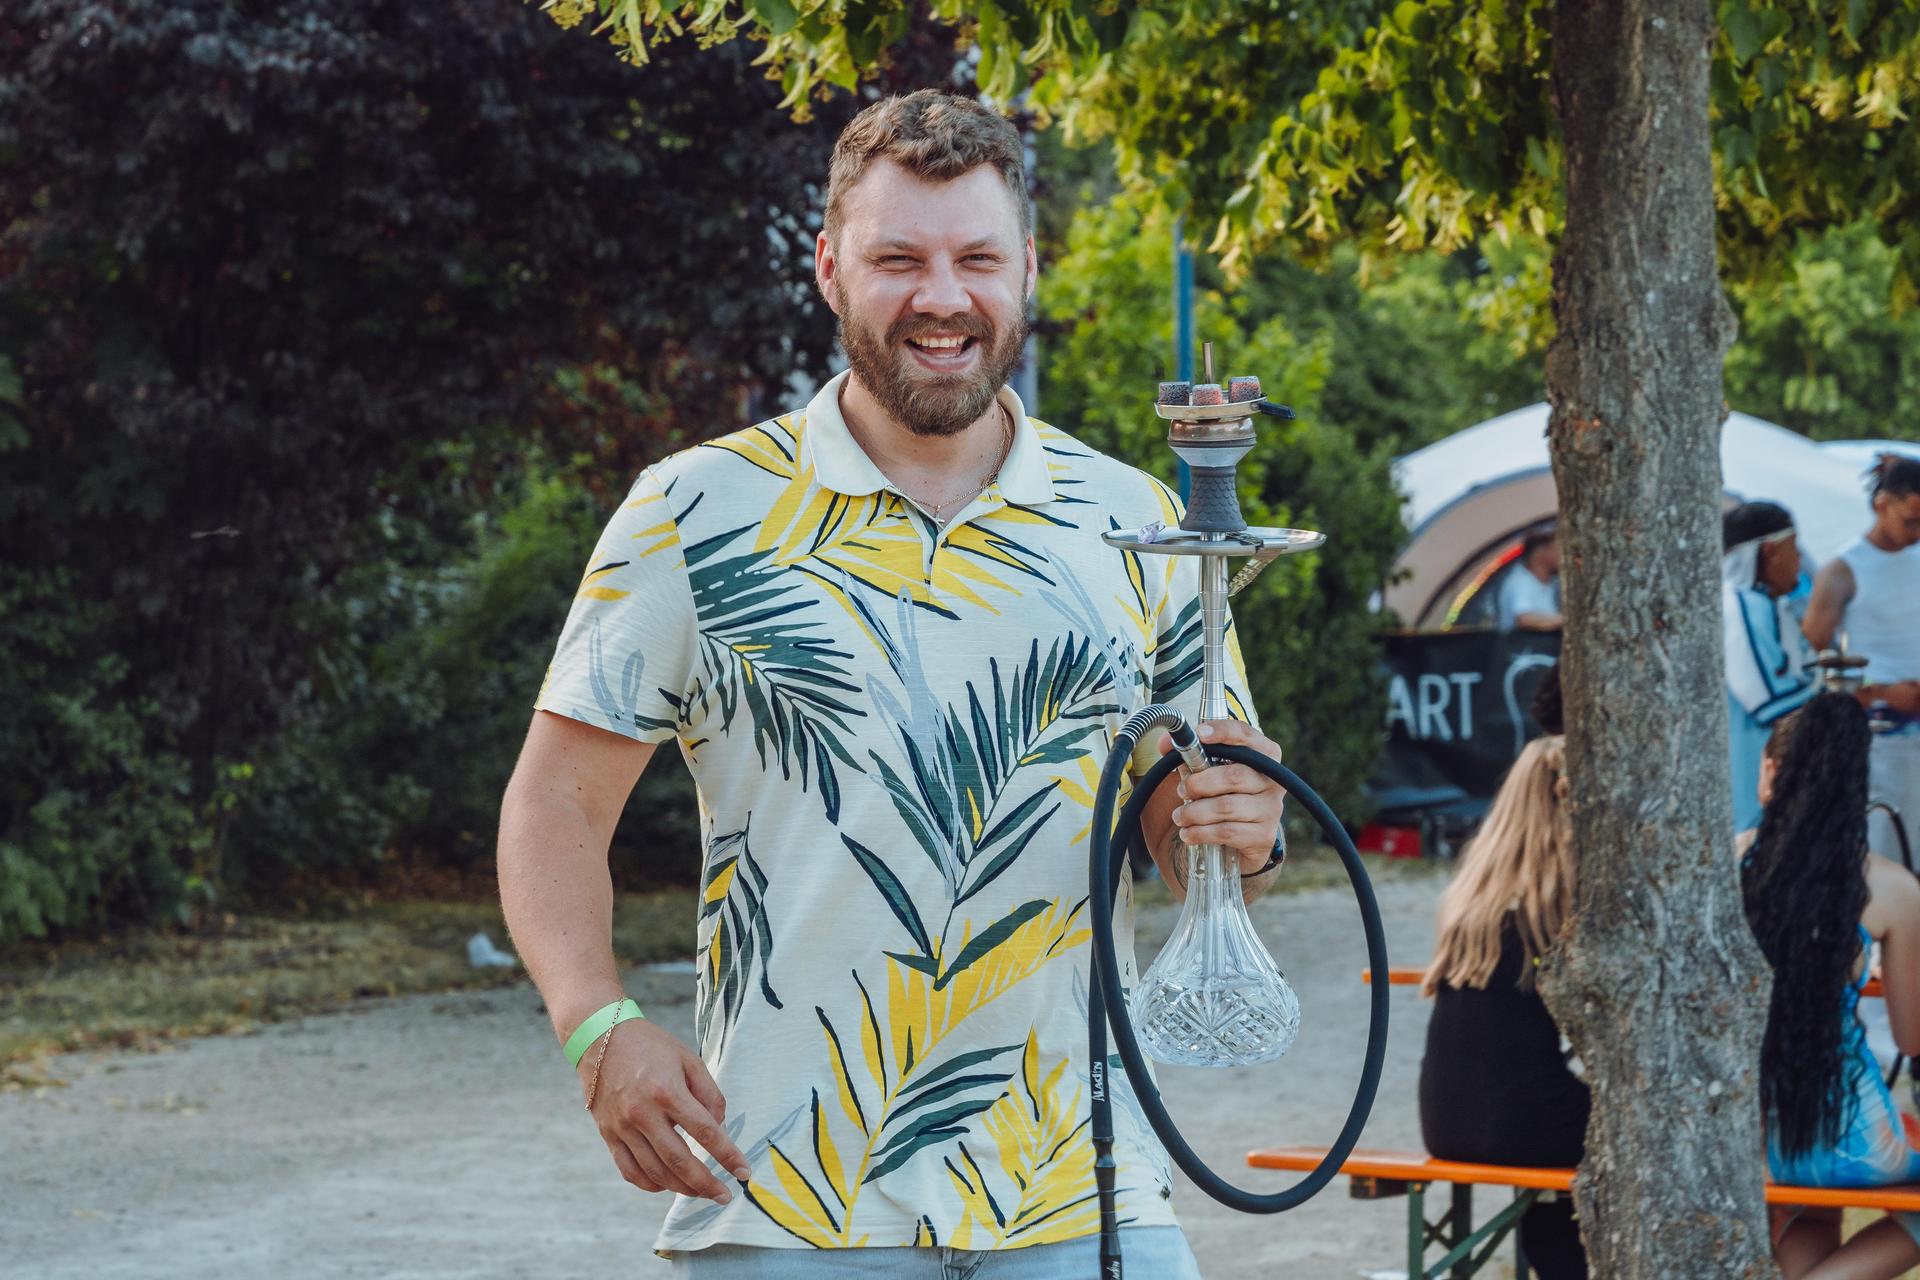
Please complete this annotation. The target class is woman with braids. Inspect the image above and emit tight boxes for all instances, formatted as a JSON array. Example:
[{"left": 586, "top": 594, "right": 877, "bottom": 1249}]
[
  {"left": 1745, "top": 692, "right": 1920, "bottom": 1279},
  {"left": 1420, "top": 734, "right": 1588, "bottom": 1278}
]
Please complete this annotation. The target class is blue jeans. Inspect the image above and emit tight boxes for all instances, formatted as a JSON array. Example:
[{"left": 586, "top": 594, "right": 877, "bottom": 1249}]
[{"left": 668, "top": 1227, "right": 1202, "bottom": 1278}]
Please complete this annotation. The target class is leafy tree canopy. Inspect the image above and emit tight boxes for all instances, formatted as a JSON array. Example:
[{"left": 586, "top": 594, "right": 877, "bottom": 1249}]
[
  {"left": 0, "top": 0, "right": 943, "bottom": 938},
  {"left": 544, "top": 0, "right": 1920, "bottom": 284}
]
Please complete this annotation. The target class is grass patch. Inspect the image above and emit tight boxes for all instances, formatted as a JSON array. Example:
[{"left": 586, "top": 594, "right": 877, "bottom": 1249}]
[{"left": 0, "top": 889, "right": 696, "bottom": 1075}]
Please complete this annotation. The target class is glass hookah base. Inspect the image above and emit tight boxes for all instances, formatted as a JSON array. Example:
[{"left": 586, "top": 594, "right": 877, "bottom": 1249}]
[{"left": 1129, "top": 972, "right": 1301, "bottom": 1068}]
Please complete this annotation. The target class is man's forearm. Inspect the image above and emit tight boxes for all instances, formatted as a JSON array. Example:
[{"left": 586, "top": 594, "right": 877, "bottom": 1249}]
[{"left": 498, "top": 781, "right": 628, "bottom": 1044}]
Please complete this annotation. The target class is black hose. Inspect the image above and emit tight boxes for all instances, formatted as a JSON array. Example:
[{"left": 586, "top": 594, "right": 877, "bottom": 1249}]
[
  {"left": 1087, "top": 724, "right": 1390, "bottom": 1276},
  {"left": 1869, "top": 801, "right": 1914, "bottom": 874}
]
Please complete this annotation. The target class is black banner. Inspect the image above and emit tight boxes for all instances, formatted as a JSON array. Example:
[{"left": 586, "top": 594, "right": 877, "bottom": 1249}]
[{"left": 1367, "top": 628, "right": 1563, "bottom": 820}]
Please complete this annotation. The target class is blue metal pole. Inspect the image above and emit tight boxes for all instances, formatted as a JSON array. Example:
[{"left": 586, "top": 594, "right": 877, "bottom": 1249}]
[{"left": 1173, "top": 218, "right": 1195, "bottom": 501}]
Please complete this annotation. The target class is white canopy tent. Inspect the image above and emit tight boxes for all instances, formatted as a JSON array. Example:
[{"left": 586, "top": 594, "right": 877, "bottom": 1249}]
[{"left": 1385, "top": 403, "right": 1874, "bottom": 630}]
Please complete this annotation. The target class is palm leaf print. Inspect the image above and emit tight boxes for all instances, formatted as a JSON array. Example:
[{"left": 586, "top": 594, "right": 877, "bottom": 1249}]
[
  {"left": 570, "top": 478, "right": 688, "bottom": 736},
  {"left": 1151, "top": 593, "right": 1254, "bottom": 720},
  {"left": 747, "top": 901, "right": 1090, "bottom": 1243},
  {"left": 680, "top": 520, "right": 864, "bottom": 821},
  {"left": 711, "top": 412, "right": 1059, "bottom": 625},
  {"left": 697, "top": 415, "right": 804, "bottom": 481},
  {"left": 733, "top": 418, "right": 1059, "bottom": 617},
  {"left": 695, "top": 824, "right": 781, "bottom": 1054},
  {"left": 860, "top": 595, "right": 1121, "bottom": 917},
  {"left": 944, "top": 1029, "right": 1108, "bottom": 1248},
  {"left": 1034, "top": 424, "right": 1103, "bottom": 515}
]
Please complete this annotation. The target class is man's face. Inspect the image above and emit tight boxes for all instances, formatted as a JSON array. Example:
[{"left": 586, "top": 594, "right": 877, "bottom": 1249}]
[
  {"left": 817, "top": 160, "right": 1035, "bottom": 438},
  {"left": 1535, "top": 536, "right": 1561, "bottom": 576},
  {"left": 1757, "top": 532, "right": 1803, "bottom": 597},
  {"left": 1874, "top": 491, "right": 1920, "bottom": 551}
]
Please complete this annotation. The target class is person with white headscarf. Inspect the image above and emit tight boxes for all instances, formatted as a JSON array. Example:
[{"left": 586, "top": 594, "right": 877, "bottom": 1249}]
[{"left": 1725, "top": 501, "right": 1816, "bottom": 833}]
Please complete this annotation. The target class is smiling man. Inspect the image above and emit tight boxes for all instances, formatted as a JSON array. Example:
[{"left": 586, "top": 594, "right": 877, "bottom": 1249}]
[{"left": 498, "top": 90, "right": 1288, "bottom": 1279}]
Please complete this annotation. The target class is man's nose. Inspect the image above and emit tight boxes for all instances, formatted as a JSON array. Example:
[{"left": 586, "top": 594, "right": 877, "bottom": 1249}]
[{"left": 912, "top": 258, "right": 972, "bottom": 315}]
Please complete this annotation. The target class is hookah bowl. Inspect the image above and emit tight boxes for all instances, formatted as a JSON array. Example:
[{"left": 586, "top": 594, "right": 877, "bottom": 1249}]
[{"left": 1100, "top": 350, "right": 1324, "bottom": 1068}]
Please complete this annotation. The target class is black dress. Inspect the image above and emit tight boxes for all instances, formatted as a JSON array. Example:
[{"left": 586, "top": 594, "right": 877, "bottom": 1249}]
[{"left": 1420, "top": 920, "right": 1591, "bottom": 1279}]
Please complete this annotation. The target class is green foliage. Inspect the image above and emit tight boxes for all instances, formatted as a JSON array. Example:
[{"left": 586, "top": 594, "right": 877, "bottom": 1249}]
[
  {"left": 548, "top": 0, "right": 1920, "bottom": 286},
  {"left": 233, "top": 471, "right": 704, "bottom": 890},
  {"left": 0, "top": 574, "right": 197, "bottom": 938},
  {"left": 1391, "top": 214, "right": 1920, "bottom": 443},
  {"left": 0, "top": 2, "right": 882, "bottom": 939},
  {"left": 1039, "top": 191, "right": 1535, "bottom": 814},
  {"left": 1725, "top": 219, "right": 1920, "bottom": 441}
]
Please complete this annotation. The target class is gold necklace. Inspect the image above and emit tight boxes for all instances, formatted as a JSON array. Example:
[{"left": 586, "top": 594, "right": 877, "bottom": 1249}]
[{"left": 912, "top": 404, "right": 1014, "bottom": 523}]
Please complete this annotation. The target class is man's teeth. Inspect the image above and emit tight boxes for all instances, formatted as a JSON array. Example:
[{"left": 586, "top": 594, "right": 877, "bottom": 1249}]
[{"left": 912, "top": 336, "right": 969, "bottom": 350}]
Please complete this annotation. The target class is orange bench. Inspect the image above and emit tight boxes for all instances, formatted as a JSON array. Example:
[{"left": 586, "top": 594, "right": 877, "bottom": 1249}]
[
  {"left": 1330, "top": 966, "right": 1912, "bottom": 1276},
  {"left": 1247, "top": 1145, "right": 1920, "bottom": 1280},
  {"left": 1364, "top": 965, "right": 1888, "bottom": 998}
]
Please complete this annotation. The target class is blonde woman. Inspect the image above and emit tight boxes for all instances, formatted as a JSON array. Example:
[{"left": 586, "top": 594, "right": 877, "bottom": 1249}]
[{"left": 1419, "top": 734, "right": 1588, "bottom": 1278}]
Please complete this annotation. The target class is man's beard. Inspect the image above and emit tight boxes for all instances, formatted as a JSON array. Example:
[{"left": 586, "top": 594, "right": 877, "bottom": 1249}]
[{"left": 835, "top": 286, "right": 1029, "bottom": 439}]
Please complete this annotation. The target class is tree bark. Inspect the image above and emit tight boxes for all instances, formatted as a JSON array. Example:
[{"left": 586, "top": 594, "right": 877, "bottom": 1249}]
[{"left": 1539, "top": 1, "right": 1774, "bottom": 1274}]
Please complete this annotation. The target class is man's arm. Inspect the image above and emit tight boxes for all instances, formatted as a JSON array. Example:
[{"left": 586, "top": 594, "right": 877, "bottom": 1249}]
[
  {"left": 1802, "top": 557, "right": 1855, "bottom": 652},
  {"left": 498, "top": 710, "right": 749, "bottom": 1203},
  {"left": 500, "top": 710, "right": 652, "bottom": 1042}
]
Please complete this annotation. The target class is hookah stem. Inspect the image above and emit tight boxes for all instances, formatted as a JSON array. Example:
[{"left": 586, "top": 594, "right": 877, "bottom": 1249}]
[{"left": 1195, "top": 539, "right": 1233, "bottom": 949}]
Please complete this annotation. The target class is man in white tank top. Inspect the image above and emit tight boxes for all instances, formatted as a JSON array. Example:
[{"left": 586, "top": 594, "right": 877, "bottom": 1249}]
[{"left": 1803, "top": 454, "right": 1920, "bottom": 865}]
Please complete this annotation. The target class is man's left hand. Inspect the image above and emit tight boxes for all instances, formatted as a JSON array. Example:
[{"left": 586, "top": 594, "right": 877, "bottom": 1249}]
[{"left": 1159, "top": 719, "right": 1287, "bottom": 874}]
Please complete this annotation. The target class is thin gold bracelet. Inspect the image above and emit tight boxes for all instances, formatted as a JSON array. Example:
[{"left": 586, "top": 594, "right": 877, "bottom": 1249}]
[{"left": 583, "top": 1012, "right": 629, "bottom": 1113}]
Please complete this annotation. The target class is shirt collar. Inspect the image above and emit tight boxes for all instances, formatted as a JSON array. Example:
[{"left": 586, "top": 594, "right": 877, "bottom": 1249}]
[{"left": 799, "top": 369, "right": 1056, "bottom": 506}]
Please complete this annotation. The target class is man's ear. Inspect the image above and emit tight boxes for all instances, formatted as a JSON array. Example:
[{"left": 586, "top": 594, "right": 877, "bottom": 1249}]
[
  {"left": 815, "top": 231, "right": 841, "bottom": 314},
  {"left": 1023, "top": 235, "right": 1038, "bottom": 302}
]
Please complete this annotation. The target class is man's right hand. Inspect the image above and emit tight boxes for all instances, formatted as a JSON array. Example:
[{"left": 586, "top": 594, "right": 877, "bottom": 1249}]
[{"left": 579, "top": 1019, "right": 752, "bottom": 1203}]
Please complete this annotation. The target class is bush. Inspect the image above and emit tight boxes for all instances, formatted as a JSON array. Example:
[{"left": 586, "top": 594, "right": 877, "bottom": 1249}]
[
  {"left": 230, "top": 472, "right": 703, "bottom": 894},
  {"left": 0, "top": 3, "right": 902, "bottom": 936}
]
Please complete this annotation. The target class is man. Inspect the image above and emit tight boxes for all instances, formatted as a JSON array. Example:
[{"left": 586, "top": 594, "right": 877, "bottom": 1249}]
[
  {"left": 1495, "top": 526, "right": 1562, "bottom": 632},
  {"left": 497, "top": 91, "right": 1288, "bottom": 1277},
  {"left": 1804, "top": 454, "right": 1920, "bottom": 861},
  {"left": 1721, "top": 501, "right": 1815, "bottom": 833}
]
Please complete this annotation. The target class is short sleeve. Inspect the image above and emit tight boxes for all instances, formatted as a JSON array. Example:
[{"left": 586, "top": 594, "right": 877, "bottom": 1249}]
[
  {"left": 1127, "top": 545, "right": 1263, "bottom": 779},
  {"left": 534, "top": 466, "right": 697, "bottom": 744},
  {"left": 1495, "top": 569, "right": 1547, "bottom": 631}
]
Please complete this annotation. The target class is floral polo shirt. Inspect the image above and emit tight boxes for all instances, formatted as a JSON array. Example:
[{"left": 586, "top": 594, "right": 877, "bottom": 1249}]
[{"left": 536, "top": 370, "right": 1258, "bottom": 1255}]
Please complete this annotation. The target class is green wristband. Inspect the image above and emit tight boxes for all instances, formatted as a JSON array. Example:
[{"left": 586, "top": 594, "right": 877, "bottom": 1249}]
[{"left": 564, "top": 997, "right": 644, "bottom": 1068}]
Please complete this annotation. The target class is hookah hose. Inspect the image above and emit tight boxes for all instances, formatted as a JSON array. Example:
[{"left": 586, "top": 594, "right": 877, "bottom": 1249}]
[
  {"left": 1868, "top": 800, "right": 1914, "bottom": 875},
  {"left": 1087, "top": 705, "right": 1391, "bottom": 1278}
]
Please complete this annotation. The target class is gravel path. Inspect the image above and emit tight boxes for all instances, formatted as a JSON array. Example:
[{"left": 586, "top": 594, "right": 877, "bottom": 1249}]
[{"left": 5, "top": 871, "right": 1446, "bottom": 1280}]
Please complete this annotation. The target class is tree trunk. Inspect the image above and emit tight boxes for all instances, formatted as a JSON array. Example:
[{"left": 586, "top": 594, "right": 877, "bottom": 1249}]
[{"left": 1539, "top": 1, "right": 1774, "bottom": 1274}]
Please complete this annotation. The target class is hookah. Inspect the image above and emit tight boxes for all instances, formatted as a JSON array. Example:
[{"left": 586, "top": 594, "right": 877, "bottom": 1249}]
[{"left": 1086, "top": 343, "right": 1391, "bottom": 1277}]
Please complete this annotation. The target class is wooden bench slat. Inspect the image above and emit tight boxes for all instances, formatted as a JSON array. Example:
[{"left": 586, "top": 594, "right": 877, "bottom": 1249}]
[
  {"left": 1358, "top": 967, "right": 1427, "bottom": 986},
  {"left": 1247, "top": 1146, "right": 1920, "bottom": 1212},
  {"left": 1249, "top": 1145, "right": 1574, "bottom": 1190},
  {"left": 1361, "top": 965, "right": 1887, "bottom": 999}
]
